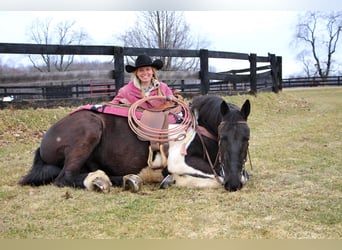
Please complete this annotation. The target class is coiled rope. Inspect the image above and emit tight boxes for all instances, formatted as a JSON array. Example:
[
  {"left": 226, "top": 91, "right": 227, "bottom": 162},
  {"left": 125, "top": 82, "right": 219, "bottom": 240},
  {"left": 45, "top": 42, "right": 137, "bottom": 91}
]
[{"left": 127, "top": 96, "right": 194, "bottom": 143}]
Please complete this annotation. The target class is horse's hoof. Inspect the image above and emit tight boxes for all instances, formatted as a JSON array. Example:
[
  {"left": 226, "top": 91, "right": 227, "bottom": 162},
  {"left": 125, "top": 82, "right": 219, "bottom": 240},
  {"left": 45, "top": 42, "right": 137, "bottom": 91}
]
[
  {"left": 123, "top": 174, "right": 143, "bottom": 193},
  {"left": 83, "top": 170, "right": 112, "bottom": 193},
  {"left": 93, "top": 176, "right": 111, "bottom": 193},
  {"left": 159, "top": 174, "right": 175, "bottom": 189}
]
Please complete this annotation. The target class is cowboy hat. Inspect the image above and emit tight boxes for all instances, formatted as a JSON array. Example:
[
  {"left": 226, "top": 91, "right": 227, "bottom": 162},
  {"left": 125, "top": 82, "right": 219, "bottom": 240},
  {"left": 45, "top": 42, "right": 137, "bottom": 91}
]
[{"left": 125, "top": 54, "right": 163, "bottom": 73}]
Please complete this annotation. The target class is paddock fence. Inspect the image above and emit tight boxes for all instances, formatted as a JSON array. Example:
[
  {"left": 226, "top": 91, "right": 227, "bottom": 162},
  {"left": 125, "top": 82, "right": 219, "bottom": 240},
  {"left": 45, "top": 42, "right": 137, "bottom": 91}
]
[
  {"left": 0, "top": 43, "right": 282, "bottom": 105},
  {"left": 282, "top": 76, "right": 342, "bottom": 88}
]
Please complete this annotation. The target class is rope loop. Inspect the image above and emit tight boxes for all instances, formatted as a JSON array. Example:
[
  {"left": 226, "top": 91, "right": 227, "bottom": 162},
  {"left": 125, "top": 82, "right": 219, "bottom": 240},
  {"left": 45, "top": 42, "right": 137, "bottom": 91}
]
[{"left": 127, "top": 96, "right": 194, "bottom": 143}]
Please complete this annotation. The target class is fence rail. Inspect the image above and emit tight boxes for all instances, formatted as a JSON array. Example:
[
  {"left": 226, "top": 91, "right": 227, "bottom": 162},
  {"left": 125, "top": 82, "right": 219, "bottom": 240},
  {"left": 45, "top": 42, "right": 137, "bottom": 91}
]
[
  {"left": 0, "top": 43, "right": 282, "bottom": 101},
  {"left": 282, "top": 76, "right": 342, "bottom": 88}
]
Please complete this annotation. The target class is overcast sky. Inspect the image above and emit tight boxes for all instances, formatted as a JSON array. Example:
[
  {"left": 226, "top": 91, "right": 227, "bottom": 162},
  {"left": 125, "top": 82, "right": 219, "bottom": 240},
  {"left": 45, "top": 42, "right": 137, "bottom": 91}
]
[{"left": 0, "top": 0, "right": 341, "bottom": 77}]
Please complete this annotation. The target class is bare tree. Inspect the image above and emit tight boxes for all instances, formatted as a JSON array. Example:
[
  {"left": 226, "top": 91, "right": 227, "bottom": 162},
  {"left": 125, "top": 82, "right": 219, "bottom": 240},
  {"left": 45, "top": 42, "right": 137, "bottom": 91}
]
[
  {"left": 27, "top": 18, "right": 89, "bottom": 72},
  {"left": 119, "top": 11, "right": 210, "bottom": 71},
  {"left": 296, "top": 51, "right": 316, "bottom": 77},
  {"left": 294, "top": 11, "right": 342, "bottom": 80}
]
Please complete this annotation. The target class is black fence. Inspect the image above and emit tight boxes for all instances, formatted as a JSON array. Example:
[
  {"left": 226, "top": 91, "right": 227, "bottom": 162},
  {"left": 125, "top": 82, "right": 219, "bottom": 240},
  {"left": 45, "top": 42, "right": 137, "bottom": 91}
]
[
  {"left": 0, "top": 79, "right": 269, "bottom": 101},
  {"left": 282, "top": 76, "right": 342, "bottom": 88},
  {"left": 0, "top": 80, "right": 107, "bottom": 100},
  {"left": 0, "top": 43, "right": 282, "bottom": 101}
]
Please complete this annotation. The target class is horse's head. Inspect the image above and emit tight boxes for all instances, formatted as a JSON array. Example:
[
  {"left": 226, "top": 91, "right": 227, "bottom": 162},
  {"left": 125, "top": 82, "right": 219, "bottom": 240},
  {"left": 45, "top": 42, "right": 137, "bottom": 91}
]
[{"left": 219, "top": 99, "right": 250, "bottom": 191}]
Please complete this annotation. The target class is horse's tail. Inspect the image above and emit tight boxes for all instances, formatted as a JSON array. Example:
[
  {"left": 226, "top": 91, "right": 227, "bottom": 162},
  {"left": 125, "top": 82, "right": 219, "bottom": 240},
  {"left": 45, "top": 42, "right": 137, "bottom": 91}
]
[{"left": 18, "top": 148, "right": 61, "bottom": 186}]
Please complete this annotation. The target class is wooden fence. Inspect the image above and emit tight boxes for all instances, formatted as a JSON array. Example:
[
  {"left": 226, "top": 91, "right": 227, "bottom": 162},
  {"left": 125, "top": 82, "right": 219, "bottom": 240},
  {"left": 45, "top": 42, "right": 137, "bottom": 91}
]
[
  {"left": 282, "top": 76, "right": 342, "bottom": 88},
  {"left": 0, "top": 43, "right": 282, "bottom": 101}
]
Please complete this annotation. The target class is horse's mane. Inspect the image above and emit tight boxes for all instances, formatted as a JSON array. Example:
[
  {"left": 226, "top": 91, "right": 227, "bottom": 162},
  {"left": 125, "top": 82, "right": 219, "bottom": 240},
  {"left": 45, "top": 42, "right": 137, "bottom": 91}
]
[{"left": 190, "top": 95, "right": 232, "bottom": 136}]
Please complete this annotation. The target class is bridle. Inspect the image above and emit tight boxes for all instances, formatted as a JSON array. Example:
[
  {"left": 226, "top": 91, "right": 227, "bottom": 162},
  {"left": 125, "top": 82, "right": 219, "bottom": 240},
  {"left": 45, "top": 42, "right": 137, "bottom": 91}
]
[{"left": 196, "top": 120, "right": 252, "bottom": 185}]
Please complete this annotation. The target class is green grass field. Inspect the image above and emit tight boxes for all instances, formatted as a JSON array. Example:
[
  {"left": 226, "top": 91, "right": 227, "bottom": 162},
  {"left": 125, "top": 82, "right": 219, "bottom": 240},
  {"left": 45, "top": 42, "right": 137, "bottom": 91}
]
[{"left": 0, "top": 87, "right": 341, "bottom": 239}]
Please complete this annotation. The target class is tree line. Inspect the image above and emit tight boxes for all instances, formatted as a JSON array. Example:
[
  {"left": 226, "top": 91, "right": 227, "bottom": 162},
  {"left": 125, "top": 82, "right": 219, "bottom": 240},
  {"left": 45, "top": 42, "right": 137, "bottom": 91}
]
[{"left": 0, "top": 11, "right": 341, "bottom": 82}]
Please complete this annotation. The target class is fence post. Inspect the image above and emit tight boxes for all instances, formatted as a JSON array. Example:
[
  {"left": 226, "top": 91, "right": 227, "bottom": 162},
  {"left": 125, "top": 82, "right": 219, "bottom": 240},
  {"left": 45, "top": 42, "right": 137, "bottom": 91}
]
[
  {"left": 277, "top": 56, "right": 283, "bottom": 91},
  {"left": 114, "top": 46, "right": 124, "bottom": 92},
  {"left": 199, "top": 49, "right": 209, "bottom": 95},
  {"left": 90, "top": 80, "right": 93, "bottom": 96},
  {"left": 249, "top": 53, "right": 257, "bottom": 94},
  {"left": 269, "top": 53, "right": 279, "bottom": 93},
  {"left": 181, "top": 80, "right": 185, "bottom": 92}
]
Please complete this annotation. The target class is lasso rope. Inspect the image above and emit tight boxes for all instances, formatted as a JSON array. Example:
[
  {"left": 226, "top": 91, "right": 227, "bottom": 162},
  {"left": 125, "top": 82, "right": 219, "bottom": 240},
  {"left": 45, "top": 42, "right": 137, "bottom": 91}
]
[{"left": 127, "top": 96, "right": 194, "bottom": 143}]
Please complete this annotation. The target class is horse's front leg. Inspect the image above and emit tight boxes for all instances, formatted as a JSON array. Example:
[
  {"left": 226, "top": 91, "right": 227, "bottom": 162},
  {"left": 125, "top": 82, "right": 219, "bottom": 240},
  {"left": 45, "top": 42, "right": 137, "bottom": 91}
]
[
  {"left": 54, "top": 169, "right": 89, "bottom": 188},
  {"left": 166, "top": 157, "right": 223, "bottom": 189},
  {"left": 164, "top": 140, "right": 222, "bottom": 189}
]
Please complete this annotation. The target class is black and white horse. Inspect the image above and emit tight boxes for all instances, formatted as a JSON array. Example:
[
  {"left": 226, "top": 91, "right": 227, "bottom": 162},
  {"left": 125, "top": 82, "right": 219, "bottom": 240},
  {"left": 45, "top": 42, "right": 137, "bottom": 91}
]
[
  {"left": 164, "top": 95, "right": 250, "bottom": 191},
  {"left": 19, "top": 95, "right": 250, "bottom": 192}
]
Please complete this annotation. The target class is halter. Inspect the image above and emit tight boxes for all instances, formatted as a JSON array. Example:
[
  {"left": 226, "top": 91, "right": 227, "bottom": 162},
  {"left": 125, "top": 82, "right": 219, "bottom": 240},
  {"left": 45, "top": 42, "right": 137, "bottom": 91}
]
[{"left": 196, "top": 120, "right": 252, "bottom": 185}]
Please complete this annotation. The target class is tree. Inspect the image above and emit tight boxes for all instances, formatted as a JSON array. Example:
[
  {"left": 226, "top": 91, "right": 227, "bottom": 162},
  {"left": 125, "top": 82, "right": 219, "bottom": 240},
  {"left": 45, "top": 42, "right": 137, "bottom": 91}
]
[
  {"left": 27, "top": 18, "right": 89, "bottom": 72},
  {"left": 118, "top": 11, "right": 210, "bottom": 71},
  {"left": 293, "top": 11, "right": 342, "bottom": 80}
]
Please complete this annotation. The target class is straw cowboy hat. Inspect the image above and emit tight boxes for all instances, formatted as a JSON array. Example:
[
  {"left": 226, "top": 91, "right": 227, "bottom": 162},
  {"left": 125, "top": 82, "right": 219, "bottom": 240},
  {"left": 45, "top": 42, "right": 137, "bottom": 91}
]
[{"left": 125, "top": 54, "right": 163, "bottom": 73}]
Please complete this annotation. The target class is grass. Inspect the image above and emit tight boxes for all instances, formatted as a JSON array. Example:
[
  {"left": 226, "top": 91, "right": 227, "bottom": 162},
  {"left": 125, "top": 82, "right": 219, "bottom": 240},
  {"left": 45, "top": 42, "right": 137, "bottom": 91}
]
[{"left": 0, "top": 87, "right": 341, "bottom": 239}]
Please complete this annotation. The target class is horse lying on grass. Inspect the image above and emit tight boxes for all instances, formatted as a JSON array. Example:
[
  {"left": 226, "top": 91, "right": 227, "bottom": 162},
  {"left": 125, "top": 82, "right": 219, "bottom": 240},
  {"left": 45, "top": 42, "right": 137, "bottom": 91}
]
[{"left": 19, "top": 95, "right": 251, "bottom": 192}]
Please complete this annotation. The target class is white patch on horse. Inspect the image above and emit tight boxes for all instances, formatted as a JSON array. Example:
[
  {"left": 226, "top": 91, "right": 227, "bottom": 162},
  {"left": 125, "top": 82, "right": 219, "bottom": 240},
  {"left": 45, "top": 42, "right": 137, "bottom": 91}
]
[
  {"left": 56, "top": 137, "right": 61, "bottom": 142},
  {"left": 150, "top": 152, "right": 163, "bottom": 168},
  {"left": 167, "top": 124, "right": 222, "bottom": 188},
  {"left": 173, "top": 174, "right": 222, "bottom": 188}
]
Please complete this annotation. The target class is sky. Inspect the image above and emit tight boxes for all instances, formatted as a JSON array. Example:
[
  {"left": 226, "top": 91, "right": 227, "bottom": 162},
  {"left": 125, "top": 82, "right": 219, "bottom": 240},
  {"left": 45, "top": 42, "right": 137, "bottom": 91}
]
[{"left": 0, "top": 0, "right": 341, "bottom": 77}]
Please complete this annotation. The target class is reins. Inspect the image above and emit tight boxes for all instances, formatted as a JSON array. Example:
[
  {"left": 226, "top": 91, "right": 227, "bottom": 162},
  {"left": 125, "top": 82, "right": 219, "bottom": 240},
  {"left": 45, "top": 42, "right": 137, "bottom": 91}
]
[{"left": 196, "top": 129, "right": 223, "bottom": 185}]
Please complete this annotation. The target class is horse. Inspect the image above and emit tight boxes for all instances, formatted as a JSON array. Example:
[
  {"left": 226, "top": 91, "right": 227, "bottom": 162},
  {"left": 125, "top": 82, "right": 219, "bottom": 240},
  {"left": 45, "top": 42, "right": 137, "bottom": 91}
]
[
  {"left": 19, "top": 95, "right": 250, "bottom": 192},
  {"left": 163, "top": 95, "right": 251, "bottom": 191}
]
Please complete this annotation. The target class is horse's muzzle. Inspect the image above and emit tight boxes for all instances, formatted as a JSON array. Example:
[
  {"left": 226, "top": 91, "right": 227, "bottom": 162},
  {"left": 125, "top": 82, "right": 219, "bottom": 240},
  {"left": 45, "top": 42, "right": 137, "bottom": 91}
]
[
  {"left": 223, "top": 169, "right": 249, "bottom": 192},
  {"left": 224, "top": 181, "right": 242, "bottom": 192}
]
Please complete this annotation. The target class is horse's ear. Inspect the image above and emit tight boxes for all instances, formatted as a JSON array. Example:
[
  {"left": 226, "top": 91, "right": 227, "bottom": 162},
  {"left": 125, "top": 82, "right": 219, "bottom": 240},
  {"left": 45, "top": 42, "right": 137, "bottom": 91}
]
[
  {"left": 220, "top": 101, "right": 229, "bottom": 116},
  {"left": 241, "top": 99, "right": 251, "bottom": 120}
]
